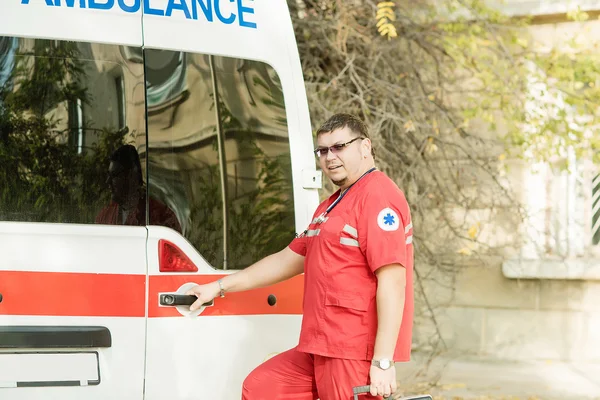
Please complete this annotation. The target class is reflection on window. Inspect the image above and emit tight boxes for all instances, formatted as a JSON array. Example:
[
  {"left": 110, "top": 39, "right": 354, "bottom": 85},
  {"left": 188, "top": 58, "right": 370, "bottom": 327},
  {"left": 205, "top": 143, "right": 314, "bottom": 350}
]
[
  {"left": 115, "top": 75, "right": 126, "bottom": 130},
  {"left": 68, "top": 98, "right": 84, "bottom": 154},
  {"left": 146, "top": 50, "right": 295, "bottom": 269},
  {"left": 0, "top": 37, "right": 146, "bottom": 224}
]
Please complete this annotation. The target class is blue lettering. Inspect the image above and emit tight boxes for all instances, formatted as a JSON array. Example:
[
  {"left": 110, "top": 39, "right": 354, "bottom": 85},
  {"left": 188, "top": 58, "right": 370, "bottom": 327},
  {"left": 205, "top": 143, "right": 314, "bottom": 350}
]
[
  {"left": 237, "top": 0, "right": 255, "bottom": 29},
  {"left": 214, "top": 0, "right": 235, "bottom": 24},
  {"left": 89, "top": 0, "right": 113, "bottom": 8},
  {"left": 144, "top": 0, "right": 164, "bottom": 15},
  {"left": 166, "top": 0, "right": 191, "bottom": 19},
  {"left": 55, "top": 0, "right": 85, "bottom": 6},
  {"left": 191, "top": 0, "right": 212, "bottom": 21},
  {"left": 22, "top": 0, "right": 256, "bottom": 28},
  {"left": 119, "top": 0, "right": 141, "bottom": 13},
  {"left": 21, "top": 0, "right": 54, "bottom": 5}
]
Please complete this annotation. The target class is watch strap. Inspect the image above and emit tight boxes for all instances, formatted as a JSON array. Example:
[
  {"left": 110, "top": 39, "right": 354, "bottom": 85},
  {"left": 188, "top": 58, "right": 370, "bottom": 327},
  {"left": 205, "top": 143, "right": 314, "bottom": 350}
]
[{"left": 217, "top": 279, "right": 225, "bottom": 298}]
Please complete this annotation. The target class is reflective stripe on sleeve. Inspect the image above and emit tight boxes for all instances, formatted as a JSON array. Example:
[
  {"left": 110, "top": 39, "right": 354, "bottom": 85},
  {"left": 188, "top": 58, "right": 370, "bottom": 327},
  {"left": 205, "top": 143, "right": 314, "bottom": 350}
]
[
  {"left": 340, "top": 237, "right": 360, "bottom": 247},
  {"left": 342, "top": 224, "right": 358, "bottom": 239}
]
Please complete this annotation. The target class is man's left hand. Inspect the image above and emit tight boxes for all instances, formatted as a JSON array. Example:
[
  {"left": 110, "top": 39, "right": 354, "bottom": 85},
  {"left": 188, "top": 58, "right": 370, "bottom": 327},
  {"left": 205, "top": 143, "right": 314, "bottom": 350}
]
[{"left": 369, "top": 364, "right": 397, "bottom": 398}]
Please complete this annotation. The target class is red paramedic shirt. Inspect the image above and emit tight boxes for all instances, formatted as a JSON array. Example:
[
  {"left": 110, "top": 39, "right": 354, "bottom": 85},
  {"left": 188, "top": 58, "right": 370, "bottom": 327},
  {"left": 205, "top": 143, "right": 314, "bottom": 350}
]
[{"left": 289, "top": 170, "right": 414, "bottom": 362}]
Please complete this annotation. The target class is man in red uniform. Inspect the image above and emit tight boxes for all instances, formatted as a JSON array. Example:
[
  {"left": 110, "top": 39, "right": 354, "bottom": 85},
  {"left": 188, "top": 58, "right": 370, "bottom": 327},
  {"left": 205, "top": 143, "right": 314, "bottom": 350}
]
[{"left": 188, "top": 113, "right": 414, "bottom": 399}]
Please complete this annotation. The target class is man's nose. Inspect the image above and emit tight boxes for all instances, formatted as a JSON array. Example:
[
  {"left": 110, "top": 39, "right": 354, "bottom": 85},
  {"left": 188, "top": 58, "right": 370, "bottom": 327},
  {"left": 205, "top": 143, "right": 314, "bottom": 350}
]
[{"left": 325, "top": 148, "right": 337, "bottom": 161}]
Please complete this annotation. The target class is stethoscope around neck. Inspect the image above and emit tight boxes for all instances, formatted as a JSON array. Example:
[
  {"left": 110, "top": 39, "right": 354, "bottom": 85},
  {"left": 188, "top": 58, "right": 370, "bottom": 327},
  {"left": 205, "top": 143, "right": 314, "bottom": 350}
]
[{"left": 310, "top": 167, "right": 377, "bottom": 226}]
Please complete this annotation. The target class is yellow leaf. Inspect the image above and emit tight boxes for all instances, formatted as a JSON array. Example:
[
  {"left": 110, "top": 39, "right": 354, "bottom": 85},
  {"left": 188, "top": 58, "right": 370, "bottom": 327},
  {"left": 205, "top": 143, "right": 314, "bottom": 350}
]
[
  {"left": 377, "top": 1, "right": 396, "bottom": 8},
  {"left": 426, "top": 142, "right": 438, "bottom": 154},
  {"left": 516, "top": 38, "right": 528, "bottom": 48},
  {"left": 498, "top": 153, "right": 506, "bottom": 161},
  {"left": 457, "top": 247, "right": 472, "bottom": 256},
  {"left": 428, "top": 94, "right": 435, "bottom": 101},
  {"left": 378, "top": 25, "right": 390, "bottom": 35},
  {"left": 376, "top": 18, "right": 388, "bottom": 28},
  {"left": 467, "top": 223, "right": 479, "bottom": 239},
  {"left": 376, "top": 9, "right": 395, "bottom": 20}
]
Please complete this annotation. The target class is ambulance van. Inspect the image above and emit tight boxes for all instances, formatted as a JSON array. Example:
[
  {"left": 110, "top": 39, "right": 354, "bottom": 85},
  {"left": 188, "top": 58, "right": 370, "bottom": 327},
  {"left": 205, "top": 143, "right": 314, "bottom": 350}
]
[{"left": 0, "top": 1, "right": 321, "bottom": 399}]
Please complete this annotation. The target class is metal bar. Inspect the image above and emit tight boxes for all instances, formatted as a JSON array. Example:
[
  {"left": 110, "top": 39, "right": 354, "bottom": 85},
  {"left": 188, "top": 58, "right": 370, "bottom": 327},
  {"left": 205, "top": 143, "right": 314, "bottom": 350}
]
[{"left": 209, "top": 54, "right": 229, "bottom": 269}]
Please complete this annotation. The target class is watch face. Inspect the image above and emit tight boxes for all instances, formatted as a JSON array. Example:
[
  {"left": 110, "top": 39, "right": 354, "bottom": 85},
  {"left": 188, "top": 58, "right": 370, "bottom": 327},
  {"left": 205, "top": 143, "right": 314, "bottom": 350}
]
[{"left": 380, "top": 359, "right": 391, "bottom": 369}]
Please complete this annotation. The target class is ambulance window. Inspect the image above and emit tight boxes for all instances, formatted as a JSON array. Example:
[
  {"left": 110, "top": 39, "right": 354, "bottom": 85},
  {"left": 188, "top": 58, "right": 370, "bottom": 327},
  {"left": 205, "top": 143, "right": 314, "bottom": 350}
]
[
  {"left": 145, "top": 50, "right": 295, "bottom": 269},
  {"left": 0, "top": 37, "right": 146, "bottom": 224}
]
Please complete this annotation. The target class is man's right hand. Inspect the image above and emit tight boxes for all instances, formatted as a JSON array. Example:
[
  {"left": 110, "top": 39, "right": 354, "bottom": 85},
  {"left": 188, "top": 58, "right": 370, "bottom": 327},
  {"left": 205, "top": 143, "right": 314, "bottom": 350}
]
[{"left": 186, "top": 281, "right": 221, "bottom": 311}]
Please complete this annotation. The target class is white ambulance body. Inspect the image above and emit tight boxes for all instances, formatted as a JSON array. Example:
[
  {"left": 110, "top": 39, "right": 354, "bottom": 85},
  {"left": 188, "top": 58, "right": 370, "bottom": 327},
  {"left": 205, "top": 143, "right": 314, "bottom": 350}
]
[{"left": 0, "top": 1, "right": 320, "bottom": 399}]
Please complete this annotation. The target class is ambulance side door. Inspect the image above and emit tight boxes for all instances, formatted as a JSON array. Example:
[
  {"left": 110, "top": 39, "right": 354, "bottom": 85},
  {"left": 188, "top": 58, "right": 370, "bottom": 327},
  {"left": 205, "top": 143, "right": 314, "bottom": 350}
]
[
  {"left": 140, "top": 1, "right": 319, "bottom": 399},
  {"left": 0, "top": 2, "right": 147, "bottom": 399}
]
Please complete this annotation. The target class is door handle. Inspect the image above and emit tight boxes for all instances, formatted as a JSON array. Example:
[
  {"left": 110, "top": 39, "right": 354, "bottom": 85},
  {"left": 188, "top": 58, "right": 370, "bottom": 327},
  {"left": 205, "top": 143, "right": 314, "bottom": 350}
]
[{"left": 159, "top": 294, "right": 213, "bottom": 307}]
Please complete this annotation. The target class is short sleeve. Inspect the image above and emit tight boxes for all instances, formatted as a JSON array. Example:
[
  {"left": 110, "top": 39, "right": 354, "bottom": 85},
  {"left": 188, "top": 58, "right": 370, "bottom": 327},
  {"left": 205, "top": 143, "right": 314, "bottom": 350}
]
[
  {"left": 288, "top": 234, "right": 307, "bottom": 256},
  {"left": 357, "top": 187, "right": 411, "bottom": 273}
]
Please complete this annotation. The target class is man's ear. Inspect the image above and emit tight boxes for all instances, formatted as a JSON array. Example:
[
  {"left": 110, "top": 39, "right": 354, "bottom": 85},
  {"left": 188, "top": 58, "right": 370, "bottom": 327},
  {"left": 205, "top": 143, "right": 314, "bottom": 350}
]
[{"left": 362, "top": 138, "right": 372, "bottom": 158}]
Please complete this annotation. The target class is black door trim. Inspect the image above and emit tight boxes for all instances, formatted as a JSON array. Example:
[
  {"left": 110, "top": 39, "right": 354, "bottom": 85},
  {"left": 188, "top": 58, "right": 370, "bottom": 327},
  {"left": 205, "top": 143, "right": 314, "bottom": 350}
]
[{"left": 0, "top": 326, "right": 111, "bottom": 348}]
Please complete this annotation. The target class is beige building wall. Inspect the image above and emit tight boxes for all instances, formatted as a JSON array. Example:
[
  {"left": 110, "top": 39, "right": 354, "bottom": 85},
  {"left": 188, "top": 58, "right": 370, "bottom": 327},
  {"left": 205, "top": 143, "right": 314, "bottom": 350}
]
[{"left": 419, "top": 6, "right": 600, "bottom": 362}]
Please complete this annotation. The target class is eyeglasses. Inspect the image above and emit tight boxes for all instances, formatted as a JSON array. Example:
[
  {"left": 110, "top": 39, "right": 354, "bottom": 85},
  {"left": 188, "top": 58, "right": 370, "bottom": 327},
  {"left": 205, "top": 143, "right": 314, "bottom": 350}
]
[{"left": 313, "top": 137, "right": 364, "bottom": 158}]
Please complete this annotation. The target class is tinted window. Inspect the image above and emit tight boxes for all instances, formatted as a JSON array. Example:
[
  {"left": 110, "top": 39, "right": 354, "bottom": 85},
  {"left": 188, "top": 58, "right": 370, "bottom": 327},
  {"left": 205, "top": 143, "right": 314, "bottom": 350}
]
[
  {"left": 145, "top": 50, "right": 295, "bottom": 269},
  {"left": 0, "top": 37, "right": 147, "bottom": 224}
]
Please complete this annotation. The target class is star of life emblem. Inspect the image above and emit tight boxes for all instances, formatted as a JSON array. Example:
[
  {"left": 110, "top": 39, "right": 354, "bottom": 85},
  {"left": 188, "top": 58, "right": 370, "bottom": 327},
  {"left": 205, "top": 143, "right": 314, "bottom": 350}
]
[{"left": 377, "top": 208, "right": 400, "bottom": 231}]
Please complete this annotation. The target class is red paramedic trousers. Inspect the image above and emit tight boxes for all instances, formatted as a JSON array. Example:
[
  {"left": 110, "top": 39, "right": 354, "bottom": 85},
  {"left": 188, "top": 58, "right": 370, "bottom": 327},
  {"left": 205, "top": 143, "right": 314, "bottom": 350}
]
[{"left": 242, "top": 347, "right": 382, "bottom": 400}]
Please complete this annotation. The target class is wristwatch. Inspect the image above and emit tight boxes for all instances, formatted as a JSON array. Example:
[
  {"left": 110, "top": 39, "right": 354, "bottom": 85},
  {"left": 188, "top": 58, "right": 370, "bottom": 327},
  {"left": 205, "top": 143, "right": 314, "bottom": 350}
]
[
  {"left": 217, "top": 279, "right": 225, "bottom": 298},
  {"left": 371, "top": 358, "right": 393, "bottom": 370}
]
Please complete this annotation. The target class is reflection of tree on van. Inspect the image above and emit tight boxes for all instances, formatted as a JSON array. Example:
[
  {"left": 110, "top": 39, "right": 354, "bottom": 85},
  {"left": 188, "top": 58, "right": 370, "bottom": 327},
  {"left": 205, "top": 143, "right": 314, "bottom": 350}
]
[
  {"left": 0, "top": 38, "right": 145, "bottom": 224},
  {"left": 0, "top": 39, "right": 106, "bottom": 222},
  {"left": 96, "top": 144, "right": 182, "bottom": 233},
  {"left": 183, "top": 103, "right": 295, "bottom": 269},
  {"left": 184, "top": 140, "right": 294, "bottom": 270}
]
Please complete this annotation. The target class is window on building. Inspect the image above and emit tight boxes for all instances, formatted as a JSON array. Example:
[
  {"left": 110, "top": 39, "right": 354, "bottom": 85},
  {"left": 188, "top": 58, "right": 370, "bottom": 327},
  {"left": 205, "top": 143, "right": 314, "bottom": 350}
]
[
  {"left": 504, "top": 64, "right": 600, "bottom": 279},
  {"left": 145, "top": 50, "right": 295, "bottom": 270}
]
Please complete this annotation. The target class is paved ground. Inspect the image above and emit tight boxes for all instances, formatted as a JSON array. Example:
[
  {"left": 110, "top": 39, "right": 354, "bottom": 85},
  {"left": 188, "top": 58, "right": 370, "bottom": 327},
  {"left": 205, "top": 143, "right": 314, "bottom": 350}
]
[{"left": 394, "top": 353, "right": 600, "bottom": 399}]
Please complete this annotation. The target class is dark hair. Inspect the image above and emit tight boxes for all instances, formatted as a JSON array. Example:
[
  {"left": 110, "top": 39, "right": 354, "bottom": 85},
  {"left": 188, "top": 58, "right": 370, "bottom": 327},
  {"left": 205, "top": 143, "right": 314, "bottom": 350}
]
[
  {"left": 110, "top": 144, "right": 143, "bottom": 185},
  {"left": 316, "top": 113, "right": 375, "bottom": 159}
]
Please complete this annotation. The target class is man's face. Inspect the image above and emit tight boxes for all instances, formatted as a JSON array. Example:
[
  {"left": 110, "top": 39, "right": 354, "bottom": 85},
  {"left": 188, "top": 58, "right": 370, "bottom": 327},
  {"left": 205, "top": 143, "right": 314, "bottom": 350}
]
[
  {"left": 107, "top": 161, "right": 137, "bottom": 204},
  {"left": 315, "top": 126, "right": 370, "bottom": 189}
]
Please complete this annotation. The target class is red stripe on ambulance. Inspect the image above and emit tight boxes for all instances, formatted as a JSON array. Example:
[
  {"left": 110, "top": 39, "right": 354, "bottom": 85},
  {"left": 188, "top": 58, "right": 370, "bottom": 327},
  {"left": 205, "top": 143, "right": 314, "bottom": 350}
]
[
  {"left": 0, "top": 271, "right": 303, "bottom": 317},
  {"left": 0, "top": 271, "right": 145, "bottom": 317},
  {"left": 148, "top": 274, "right": 304, "bottom": 317}
]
